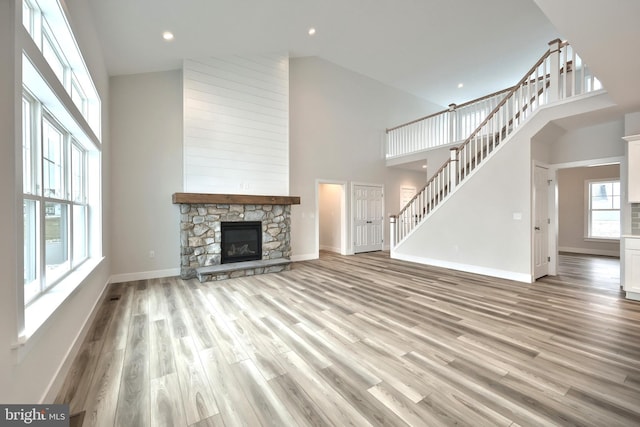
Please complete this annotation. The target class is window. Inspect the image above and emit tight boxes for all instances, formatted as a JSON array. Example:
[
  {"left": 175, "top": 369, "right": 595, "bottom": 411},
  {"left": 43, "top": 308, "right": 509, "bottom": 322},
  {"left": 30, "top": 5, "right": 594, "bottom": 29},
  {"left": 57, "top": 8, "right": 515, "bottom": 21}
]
[
  {"left": 22, "top": 0, "right": 33, "bottom": 35},
  {"left": 22, "top": 0, "right": 101, "bottom": 138},
  {"left": 587, "top": 180, "right": 620, "bottom": 239},
  {"left": 22, "top": 94, "right": 90, "bottom": 304},
  {"left": 19, "top": 0, "right": 101, "bottom": 334},
  {"left": 71, "top": 76, "right": 87, "bottom": 116}
]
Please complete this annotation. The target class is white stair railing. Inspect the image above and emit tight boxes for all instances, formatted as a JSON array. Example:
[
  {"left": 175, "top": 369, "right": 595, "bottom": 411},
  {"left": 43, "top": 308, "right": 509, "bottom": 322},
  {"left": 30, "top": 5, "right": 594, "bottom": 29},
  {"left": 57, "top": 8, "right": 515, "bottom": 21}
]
[
  {"left": 386, "top": 88, "right": 510, "bottom": 158},
  {"left": 390, "top": 40, "right": 603, "bottom": 247}
]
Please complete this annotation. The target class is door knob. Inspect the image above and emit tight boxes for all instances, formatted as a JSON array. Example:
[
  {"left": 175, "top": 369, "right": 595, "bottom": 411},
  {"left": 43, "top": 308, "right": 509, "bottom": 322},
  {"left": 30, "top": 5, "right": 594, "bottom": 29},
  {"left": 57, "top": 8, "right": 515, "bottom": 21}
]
[{"left": 534, "top": 226, "right": 541, "bottom": 230}]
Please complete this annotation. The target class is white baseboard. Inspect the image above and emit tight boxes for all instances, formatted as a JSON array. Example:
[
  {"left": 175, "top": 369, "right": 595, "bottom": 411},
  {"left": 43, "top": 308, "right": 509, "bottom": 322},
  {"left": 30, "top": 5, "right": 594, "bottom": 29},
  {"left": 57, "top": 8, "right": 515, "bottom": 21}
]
[
  {"left": 626, "top": 291, "right": 640, "bottom": 301},
  {"left": 110, "top": 268, "right": 180, "bottom": 284},
  {"left": 319, "top": 245, "right": 342, "bottom": 253},
  {"left": 291, "top": 253, "right": 318, "bottom": 262},
  {"left": 559, "top": 246, "right": 620, "bottom": 257},
  {"left": 392, "top": 253, "right": 532, "bottom": 283}
]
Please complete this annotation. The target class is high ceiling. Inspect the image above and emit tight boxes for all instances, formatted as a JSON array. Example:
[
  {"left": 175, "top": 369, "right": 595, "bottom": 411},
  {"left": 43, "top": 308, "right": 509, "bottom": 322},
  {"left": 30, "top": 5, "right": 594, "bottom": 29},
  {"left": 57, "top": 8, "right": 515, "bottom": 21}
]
[
  {"left": 533, "top": 0, "right": 640, "bottom": 112},
  {"left": 86, "top": 0, "right": 560, "bottom": 107}
]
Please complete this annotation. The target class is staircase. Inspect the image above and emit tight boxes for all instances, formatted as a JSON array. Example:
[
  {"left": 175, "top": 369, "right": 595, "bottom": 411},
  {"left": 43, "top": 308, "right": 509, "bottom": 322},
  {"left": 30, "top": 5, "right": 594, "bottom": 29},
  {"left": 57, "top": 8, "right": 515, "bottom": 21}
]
[{"left": 388, "top": 39, "right": 604, "bottom": 249}]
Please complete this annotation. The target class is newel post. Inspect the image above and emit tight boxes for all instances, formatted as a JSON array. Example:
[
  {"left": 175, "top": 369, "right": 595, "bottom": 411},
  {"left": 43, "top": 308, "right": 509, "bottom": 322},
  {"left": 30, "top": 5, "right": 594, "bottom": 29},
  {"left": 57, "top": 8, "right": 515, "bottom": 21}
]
[
  {"left": 449, "top": 148, "right": 458, "bottom": 191},
  {"left": 448, "top": 103, "right": 457, "bottom": 144},
  {"left": 389, "top": 215, "right": 397, "bottom": 249},
  {"left": 548, "top": 38, "right": 562, "bottom": 102}
]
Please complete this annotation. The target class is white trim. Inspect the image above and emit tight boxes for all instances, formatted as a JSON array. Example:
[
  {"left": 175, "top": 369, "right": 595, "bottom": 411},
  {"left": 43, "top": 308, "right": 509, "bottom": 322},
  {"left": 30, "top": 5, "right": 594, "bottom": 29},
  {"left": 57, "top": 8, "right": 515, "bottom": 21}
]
[
  {"left": 291, "top": 253, "right": 317, "bottom": 262},
  {"left": 585, "top": 177, "right": 621, "bottom": 240},
  {"left": 315, "top": 179, "right": 348, "bottom": 257},
  {"left": 18, "top": 257, "right": 104, "bottom": 347},
  {"left": 109, "top": 268, "right": 180, "bottom": 284},
  {"left": 584, "top": 237, "right": 620, "bottom": 243},
  {"left": 319, "top": 245, "right": 342, "bottom": 253},
  {"left": 549, "top": 155, "right": 625, "bottom": 281},
  {"left": 546, "top": 165, "right": 558, "bottom": 276},
  {"left": 625, "top": 291, "right": 640, "bottom": 301},
  {"left": 550, "top": 156, "right": 622, "bottom": 171},
  {"left": 392, "top": 253, "right": 533, "bottom": 283},
  {"left": 559, "top": 246, "right": 620, "bottom": 257}
]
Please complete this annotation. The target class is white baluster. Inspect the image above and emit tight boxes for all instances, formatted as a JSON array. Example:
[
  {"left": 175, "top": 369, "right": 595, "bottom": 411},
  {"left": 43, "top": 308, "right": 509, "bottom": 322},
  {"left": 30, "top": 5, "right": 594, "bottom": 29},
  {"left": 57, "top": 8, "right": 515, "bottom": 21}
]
[
  {"left": 450, "top": 149, "right": 458, "bottom": 192},
  {"left": 548, "top": 39, "right": 561, "bottom": 102},
  {"left": 390, "top": 216, "right": 397, "bottom": 249}
]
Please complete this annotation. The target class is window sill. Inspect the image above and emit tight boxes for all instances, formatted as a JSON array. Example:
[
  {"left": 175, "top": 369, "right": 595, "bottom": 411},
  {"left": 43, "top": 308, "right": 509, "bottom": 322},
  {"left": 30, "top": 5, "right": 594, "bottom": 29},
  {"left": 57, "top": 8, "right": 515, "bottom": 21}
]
[
  {"left": 584, "top": 237, "right": 620, "bottom": 243},
  {"left": 14, "top": 257, "right": 104, "bottom": 361}
]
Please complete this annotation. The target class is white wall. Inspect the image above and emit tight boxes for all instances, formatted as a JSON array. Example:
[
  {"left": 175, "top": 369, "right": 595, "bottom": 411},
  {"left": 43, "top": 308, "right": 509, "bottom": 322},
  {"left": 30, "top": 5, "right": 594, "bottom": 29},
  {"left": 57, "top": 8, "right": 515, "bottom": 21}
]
[
  {"left": 0, "top": 0, "right": 112, "bottom": 403},
  {"left": 550, "top": 119, "right": 624, "bottom": 164},
  {"left": 557, "top": 165, "right": 620, "bottom": 256},
  {"left": 394, "top": 132, "right": 533, "bottom": 282},
  {"left": 625, "top": 112, "right": 640, "bottom": 136},
  {"left": 289, "top": 57, "right": 440, "bottom": 259},
  {"left": 392, "top": 92, "right": 618, "bottom": 282},
  {"left": 319, "top": 184, "right": 343, "bottom": 253},
  {"left": 0, "top": 0, "right": 20, "bottom": 400},
  {"left": 183, "top": 54, "right": 289, "bottom": 195},
  {"left": 110, "top": 70, "right": 183, "bottom": 280},
  {"left": 533, "top": 118, "right": 625, "bottom": 257}
]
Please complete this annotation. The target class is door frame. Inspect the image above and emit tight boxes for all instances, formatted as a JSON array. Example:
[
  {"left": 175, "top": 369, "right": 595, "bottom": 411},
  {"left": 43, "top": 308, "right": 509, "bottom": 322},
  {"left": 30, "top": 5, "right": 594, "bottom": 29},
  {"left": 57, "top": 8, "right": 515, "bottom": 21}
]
[
  {"left": 351, "top": 181, "right": 385, "bottom": 254},
  {"left": 544, "top": 155, "right": 624, "bottom": 279},
  {"left": 315, "top": 179, "right": 348, "bottom": 257}
]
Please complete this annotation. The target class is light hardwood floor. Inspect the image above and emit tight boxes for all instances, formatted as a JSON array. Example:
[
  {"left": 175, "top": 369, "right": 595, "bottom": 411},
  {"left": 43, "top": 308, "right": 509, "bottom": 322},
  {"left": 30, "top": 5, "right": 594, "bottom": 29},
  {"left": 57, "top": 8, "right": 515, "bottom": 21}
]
[{"left": 55, "top": 252, "right": 640, "bottom": 426}]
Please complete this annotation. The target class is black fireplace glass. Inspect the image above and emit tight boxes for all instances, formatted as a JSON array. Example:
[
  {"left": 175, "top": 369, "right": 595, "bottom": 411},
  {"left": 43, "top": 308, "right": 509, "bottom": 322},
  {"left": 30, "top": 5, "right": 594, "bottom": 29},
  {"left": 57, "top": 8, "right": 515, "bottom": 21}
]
[{"left": 220, "top": 221, "right": 262, "bottom": 264}]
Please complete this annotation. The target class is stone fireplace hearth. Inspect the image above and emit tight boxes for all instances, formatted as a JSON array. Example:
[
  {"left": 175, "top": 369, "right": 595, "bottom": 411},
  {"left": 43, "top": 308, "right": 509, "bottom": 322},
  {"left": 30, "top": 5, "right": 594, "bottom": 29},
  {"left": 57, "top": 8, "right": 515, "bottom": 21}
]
[{"left": 173, "top": 193, "right": 300, "bottom": 281}]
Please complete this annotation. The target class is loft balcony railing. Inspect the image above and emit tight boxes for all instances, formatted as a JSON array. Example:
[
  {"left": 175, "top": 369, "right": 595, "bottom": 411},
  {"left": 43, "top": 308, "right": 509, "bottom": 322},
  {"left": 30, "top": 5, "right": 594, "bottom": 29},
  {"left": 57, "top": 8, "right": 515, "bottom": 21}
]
[
  {"left": 390, "top": 40, "right": 603, "bottom": 247},
  {"left": 386, "top": 88, "right": 511, "bottom": 158},
  {"left": 386, "top": 40, "right": 602, "bottom": 160}
]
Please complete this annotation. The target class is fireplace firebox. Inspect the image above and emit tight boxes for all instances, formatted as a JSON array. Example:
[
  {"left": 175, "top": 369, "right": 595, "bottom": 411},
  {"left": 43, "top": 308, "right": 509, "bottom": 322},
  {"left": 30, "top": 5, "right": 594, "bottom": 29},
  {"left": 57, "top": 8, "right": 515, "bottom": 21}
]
[{"left": 221, "top": 221, "right": 262, "bottom": 264}]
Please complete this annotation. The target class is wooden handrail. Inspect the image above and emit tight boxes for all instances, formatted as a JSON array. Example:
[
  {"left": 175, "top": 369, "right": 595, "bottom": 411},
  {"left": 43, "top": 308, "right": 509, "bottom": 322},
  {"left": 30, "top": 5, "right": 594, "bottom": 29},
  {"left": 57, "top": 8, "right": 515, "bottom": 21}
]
[
  {"left": 455, "top": 86, "right": 514, "bottom": 110},
  {"left": 453, "top": 47, "right": 553, "bottom": 155},
  {"left": 395, "top": 44, "right": 556, "bottom": 220},
  {"left": 391, "top": 40, "right": 602, "bottom": 247},
  {"left": 386, "top": 108, "right": 449, "bottom": 133}
]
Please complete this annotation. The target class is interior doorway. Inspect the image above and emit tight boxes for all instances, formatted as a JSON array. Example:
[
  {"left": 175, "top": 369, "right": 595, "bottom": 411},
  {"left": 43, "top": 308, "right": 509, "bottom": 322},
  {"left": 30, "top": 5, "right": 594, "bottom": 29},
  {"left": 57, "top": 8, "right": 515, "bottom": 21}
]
[
  {"left": 545, "top": 157, "right": 623, "bottom": 287},
  {"left": 317, "top": 181, "right": 347, "bottom": 256}
]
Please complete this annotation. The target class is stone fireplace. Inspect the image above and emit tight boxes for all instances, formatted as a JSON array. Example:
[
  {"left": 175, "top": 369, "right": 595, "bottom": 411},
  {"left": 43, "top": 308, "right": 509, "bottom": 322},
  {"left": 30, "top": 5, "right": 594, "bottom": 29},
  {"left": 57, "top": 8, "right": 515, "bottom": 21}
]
[{"left": 173, "top": 193, "right": 300, "bottom": 281}]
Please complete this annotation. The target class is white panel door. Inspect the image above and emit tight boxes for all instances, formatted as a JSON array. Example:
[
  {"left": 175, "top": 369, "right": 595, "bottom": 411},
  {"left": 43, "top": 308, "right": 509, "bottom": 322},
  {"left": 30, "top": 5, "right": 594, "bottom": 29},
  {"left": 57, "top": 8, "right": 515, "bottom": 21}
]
[
  {"left": 353, "top": 184, "right": 384, "bottom": 253},
  {"left": 534, "top": 165, "right": 549, "bottom": 279}
]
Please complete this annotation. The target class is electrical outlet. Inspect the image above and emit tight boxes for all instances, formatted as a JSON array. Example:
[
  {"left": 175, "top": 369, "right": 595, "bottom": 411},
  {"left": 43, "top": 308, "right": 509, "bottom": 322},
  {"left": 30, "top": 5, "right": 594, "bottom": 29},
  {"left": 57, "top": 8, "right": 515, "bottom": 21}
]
[{"left": 149, "top": 250, "right": 155, "bottom": 258}]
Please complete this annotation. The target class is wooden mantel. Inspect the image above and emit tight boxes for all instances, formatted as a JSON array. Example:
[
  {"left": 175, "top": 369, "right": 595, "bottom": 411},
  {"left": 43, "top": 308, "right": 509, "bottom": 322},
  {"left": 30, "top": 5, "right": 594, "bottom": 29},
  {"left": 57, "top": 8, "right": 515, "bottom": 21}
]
[{"left": 172, "top": 192, "right": 300, "bottom": 205}]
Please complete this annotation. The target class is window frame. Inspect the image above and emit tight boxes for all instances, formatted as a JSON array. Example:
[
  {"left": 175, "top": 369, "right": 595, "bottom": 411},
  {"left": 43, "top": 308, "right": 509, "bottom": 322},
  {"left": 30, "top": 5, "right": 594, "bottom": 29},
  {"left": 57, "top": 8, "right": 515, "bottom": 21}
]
[
  {"left": 22, "top": 92, "right": 90, "bottom": 305},
  {"left": 18, "top": 0, "right": 103, "bottom": 345},
  {"left": 585, "top": 178, "right": 621, "bottom": 241},
  {"left": 22, "top": 0, "right": 101, "bottom": 139}
]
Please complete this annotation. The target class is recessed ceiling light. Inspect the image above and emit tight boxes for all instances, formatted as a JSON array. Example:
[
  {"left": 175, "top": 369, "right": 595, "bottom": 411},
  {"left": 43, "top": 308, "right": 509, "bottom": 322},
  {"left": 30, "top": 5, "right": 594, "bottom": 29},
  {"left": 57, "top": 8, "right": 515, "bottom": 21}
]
[
  {"left": 457, "top": 83, "right": 464, "bottom": 89},
  {"left": 422, "top": 164, "right": 427, "bottom": 169},
  {"left": 162, "top": 31, "right": 174, "bottom": 41},
  {"left": 308, "top": 27, "right": 316, "bottom": 36}
]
